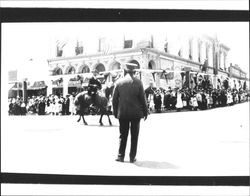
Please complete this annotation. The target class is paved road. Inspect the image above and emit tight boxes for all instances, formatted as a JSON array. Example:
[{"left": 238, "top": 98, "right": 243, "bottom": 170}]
[{"left": 1, "top": 102, "right": 249, "bottom": 176}]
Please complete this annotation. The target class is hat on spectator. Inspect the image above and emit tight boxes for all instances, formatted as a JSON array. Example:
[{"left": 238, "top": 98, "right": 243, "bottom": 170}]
[{"left": 124, "top": 63, "right": 138, "bottom": 71}]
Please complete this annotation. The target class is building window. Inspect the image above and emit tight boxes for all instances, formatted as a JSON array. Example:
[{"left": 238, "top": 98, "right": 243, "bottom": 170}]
[
  {"left": 95, "top": 63, "right": 105, "bottom": 73},
  {"left": 80, "top": 66, "right": 90, "bottom": 73},
  {"left": 53, "top": 68, "right": 63, "bottom": 76},
  {"left": 124, "top": 40, "right": 133, "bottom": 49},
  {"left": 68, "top": 67, "right": 76, "bottom": 75},
  {"left": 148, "top": 60, "right": 156, "bottom": 69}
]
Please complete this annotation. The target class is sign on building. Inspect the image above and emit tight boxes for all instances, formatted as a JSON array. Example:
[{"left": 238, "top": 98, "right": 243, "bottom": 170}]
[
  {"left": 160, "top": 59, "right": 174, "bottom": 70},
  {"left": 8, "top": 70, "right": 17, "bottom": 82}
]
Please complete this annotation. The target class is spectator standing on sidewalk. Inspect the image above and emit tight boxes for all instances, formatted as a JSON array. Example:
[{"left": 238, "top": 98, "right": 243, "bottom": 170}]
[{"left": 112, "top": 63, "right": 148, "bottom": 163}]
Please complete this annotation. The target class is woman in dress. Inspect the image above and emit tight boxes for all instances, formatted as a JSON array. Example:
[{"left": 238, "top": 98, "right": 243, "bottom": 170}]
[
  {"left": 175, "top": 89, "right": 183, "bottom": 112},
  {"left": 69, "top": 95, "right": 76, "bottom": 115}
]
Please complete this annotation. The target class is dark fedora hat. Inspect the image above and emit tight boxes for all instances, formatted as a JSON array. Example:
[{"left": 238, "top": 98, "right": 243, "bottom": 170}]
[{"left": 124, "top": 62, "right": 138, "bottom": 71}]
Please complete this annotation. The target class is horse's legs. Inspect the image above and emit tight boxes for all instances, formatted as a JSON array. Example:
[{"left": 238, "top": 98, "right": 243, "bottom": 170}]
[
  {"left": 82, "top": 115, "right": 88, "bottom": 125},
  {"left": 107, "top": 113, "right": 112, "bottom": 126},
  {"left": 77, "top": 115, "right": 81, "bottom": 122},
  {"left": 99, "top": 114, "right": 104, "bottom": 126}
]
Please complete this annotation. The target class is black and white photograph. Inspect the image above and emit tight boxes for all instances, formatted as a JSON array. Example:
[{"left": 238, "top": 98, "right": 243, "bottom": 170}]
[{"left": 1, "top": 14, "right": 249, "bottom": 195}]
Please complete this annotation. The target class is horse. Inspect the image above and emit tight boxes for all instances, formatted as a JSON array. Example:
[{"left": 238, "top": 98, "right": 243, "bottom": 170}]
[{"left": 74, "top": 87, "right": 113, "bottom": 126}]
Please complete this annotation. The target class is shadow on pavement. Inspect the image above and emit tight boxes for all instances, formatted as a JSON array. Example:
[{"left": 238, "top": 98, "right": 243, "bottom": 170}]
[
  {"left": 82, "top": 124, "right": 119, "bottom": 128},
  {"left": 134, "top": 161, "right": 179, "bottom": 169}
]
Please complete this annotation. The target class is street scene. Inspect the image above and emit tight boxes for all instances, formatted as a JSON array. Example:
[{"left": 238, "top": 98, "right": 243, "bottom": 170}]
[
  {"left": 1, "top": 101, "right": 249, "bottom": 176},
  {"left": 1, "top": 22, "right": 249, "bottom": 183}
]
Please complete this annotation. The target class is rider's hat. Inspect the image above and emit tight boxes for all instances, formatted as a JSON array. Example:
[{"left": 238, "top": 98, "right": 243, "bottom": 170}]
[{"left": 124, "top": 62, "right": 138, "bottom": 72}]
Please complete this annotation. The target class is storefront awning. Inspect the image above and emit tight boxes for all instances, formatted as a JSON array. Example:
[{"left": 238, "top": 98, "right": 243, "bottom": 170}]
[
  {"left": 8, "top": 83, "right": 15, "bottom": 90},
  {"left": 29, "top": 81, "right": 47, "bottom": 90},
  {"left": 10, "top": 82, "right": 23, "bottom": 90}
]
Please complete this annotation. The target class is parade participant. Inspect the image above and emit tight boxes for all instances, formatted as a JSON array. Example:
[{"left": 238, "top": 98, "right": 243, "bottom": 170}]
[
  {"left": 201, "top": 91, "right": 207, "bottom": 110},
  {"left": 38, "top": 96, "right": 46, "bottom": 115},
  {"left": 65, "top": 95, "right": 70, "bottom": 115},
  {"left": 112, "top": 63, "right": 148, "bottom": 163},
  {"left": 196, "top": 90, "right": 202, "bottom": 109},
  {"left": 88, "top": 69, "right": 102, "bottom": 111},
  {"left": 206, "top": 91, "right": 213, "bottom": 109},
  {"left": 190, "top": 92, "right": 198, "bottom": 111},
  {"left": 181, "top": 90, "right": 188, "bottom": 109},
  {"left": 170, "top": 89, "right": 177, "bottom": 109},
  {"left": 69, "top": 95, "right": 76, "bottom": 115},
  {"left": 145, "top": 80, "right": 156, "bottom": 111},
  {"left": 145, "top": 80, "right": 156, "bottom": 99},
  {"left": 20, "top": 100, "right": 27, "bottom": 115},
  {"left": 153, "top": 88, "right": 162, "bottom": 113},
  {"left": 227, "top": 90, "right": 233, "bottom": 106},
  {"left": 175, "top": 89, "right": 183, "bottom": 112},
  {"left": 163, "top": 90, "right": 171, "bottom": 110},
  {"left": 45, "top": 96, "right": 51, "bottom": 115},
  {"left": 212, "top": 90, "right": 218, "bottom": 108},
  {"left": 8, "top": 98, "right": 14, "bottom": 115}
]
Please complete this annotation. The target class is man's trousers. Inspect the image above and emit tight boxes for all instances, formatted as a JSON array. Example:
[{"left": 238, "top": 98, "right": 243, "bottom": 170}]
[{"left": 118, "top": 118, "right": 141, "bottom": 160}]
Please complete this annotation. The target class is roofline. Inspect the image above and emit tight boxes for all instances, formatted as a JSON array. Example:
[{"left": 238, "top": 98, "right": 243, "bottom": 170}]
[
  {"left": 144, "top": 48, "right": 203, "bottom": 66},
  {"left": 220, "top": 43, "right": 230, "bottom": 51},
  {"left": 47, "top": 48, "right": 141, "bottom": 63},
  {"left": 230, "top": 65, "right": 247, "bottom": 74}
]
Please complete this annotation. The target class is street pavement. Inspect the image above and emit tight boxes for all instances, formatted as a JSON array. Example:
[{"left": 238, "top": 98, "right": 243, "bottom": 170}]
[{"left": 1, "top": 102, "right": 249, "bottom": 176}]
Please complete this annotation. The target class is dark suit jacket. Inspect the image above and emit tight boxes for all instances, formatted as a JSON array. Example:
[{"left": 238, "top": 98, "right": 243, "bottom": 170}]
[{"left": 112, "top": 73, "right": 148, "bottom": 119}]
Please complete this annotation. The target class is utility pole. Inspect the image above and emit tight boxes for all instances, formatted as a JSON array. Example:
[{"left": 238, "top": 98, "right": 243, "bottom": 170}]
[{"left": 22, "top": 78, "right": 28, "bottom": 104}]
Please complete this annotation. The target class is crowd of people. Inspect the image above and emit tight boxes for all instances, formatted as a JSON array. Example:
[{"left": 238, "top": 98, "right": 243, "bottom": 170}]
[
  {"left": 8, "top": 87, "right": 249, "bottom": 116},
  {"left": 146, "top": 86, "right": 250, "bottom": 113},
  {"left": 8, "top": 85, "right": 250, "bottom": 116},
  {"left": 8, "top": 94, "right": 77, "bottom": 116}
]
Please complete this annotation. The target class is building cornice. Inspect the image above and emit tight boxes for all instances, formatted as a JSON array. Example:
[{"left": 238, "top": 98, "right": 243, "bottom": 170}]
[
  {"left": 230, "top": 65, "right": 246, "bottom": 74},
  {"left": 145, "top": 48, "right": 203, "bottom": 67},
  {"left": 47, "top": 48, "right": 142, "bottom": 63},
  {"left": 217, "top": 69, "right": 229, "bottom": 75},
  {"left": 220, "top": 43, "right": 230, "bottom": 51}
]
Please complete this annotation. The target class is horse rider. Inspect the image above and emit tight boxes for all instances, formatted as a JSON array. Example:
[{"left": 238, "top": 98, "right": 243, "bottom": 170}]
[{"left": 88, "top": 69, "right": 102, "bottom": 111}]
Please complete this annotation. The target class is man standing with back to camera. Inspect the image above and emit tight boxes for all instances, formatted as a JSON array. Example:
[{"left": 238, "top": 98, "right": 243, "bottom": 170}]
[{"left": 112, "top": 63, "right": 148, "bottom": 163}]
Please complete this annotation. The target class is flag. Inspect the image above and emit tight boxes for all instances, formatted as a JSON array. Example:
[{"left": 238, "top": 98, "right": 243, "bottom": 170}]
[
  {"left": 56, "top": 40, "right": 67, "bottom": 57},
  {"left": 56, "top": 40, "right": 67, "bottom": 49},
  {"left": 123, "top": 34, "right": 134, "bottom": 49},
  {"left": 202, "top": 59, "right": 208, "bottom": 72},
  {"left": 150, "top": 35, "right": 154, "bottom": 48},
  {"left": 75, "top": 40, "right": 84, "bottom": 55},
  {"left": 99, "top": 37, "right": 112, "bottom": 54}
]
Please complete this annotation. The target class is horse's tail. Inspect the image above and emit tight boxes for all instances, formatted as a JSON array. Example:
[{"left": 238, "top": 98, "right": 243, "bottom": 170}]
[{"left": 74, "top": 92, "right": 89, "bottom": 114}]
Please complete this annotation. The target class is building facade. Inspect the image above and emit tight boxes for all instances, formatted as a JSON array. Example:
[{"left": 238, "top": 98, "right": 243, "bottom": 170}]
[
  {"left": 228, "top": 64, "right": 248, "bottom": 90},
  {"left": 47, "top": 34, "right": 248, "bottom": 97}
]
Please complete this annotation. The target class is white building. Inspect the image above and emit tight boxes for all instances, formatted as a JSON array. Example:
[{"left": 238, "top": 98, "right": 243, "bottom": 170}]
[{"left": 47, "top": 33, "right": 247, "bottom": 96}]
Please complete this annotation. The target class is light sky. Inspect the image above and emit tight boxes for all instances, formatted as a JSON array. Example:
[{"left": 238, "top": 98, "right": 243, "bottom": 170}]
[{"left": 2, "top": 22, "right": 249, "bottom": 82}]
